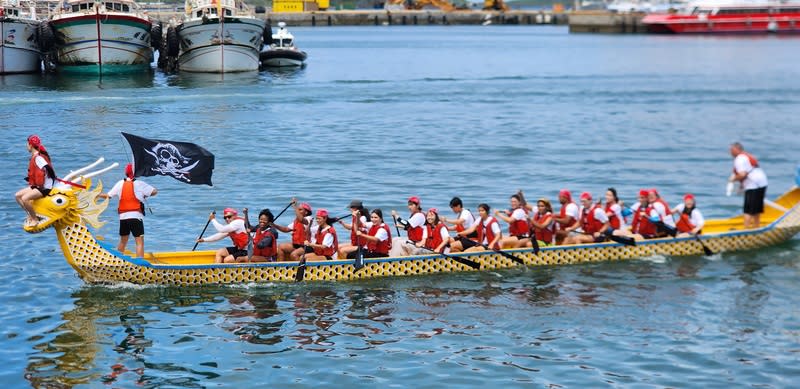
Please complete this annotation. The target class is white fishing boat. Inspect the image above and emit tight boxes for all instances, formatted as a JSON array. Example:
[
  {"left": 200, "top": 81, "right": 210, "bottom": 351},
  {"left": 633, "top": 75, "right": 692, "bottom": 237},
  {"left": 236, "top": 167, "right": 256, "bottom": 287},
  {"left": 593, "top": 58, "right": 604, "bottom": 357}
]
[
  {"left": 172, "top": 0, "right": 266, "bottom": 73},
  {"left": 49, "top": 0, "right": 158, "bottom": 73},
  {"left": 0, "top": 0, "right": 41, "bottom": 74},
  {"left": 260, "top": 22, "right": 306, "bottom": 68}
]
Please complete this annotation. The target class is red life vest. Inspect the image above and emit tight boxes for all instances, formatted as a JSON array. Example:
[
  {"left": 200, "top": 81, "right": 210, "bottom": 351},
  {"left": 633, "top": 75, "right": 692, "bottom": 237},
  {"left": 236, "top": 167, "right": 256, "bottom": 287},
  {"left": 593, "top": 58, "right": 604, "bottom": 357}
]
[
  {"left": 118, "top": 180, "right": 143, "bottom": 214},
  {"left": 291, "top": 218, "right": 306, "bottom": 245},
  {"left": 425, "top": 223, "right": 448, "bottom": 251},
  {"left": 27, "top": 153, "right": 53, "bottom": 188},
  {"left": 656, "top": 198, "right": 670, "bottom": 217},
  {"left": 366, "top": 223, "right": 392, "bottom": 255},
  {"left": 476, "top": 217, "right": 500, "bottom": 249},
  {"left": 350, "top": 215, "right": 364, "bottom": 246},
  {"left": 581, "top": 204, "right": 605, "bottom": 234},
  {"left": 314, "top": 225, "right": 338, "bottom": 257},
  {"left": 532, "top": 211, "right": 555, "bottom": 244},
  {"left": 605, "top": 203, "right": 621, "bottom": 229},
  {"left": 507, "top": 208, "right": 530, "bottom": 237},
  {"left": 676, "top": 209, "right": 696, "bottom": 233},
  {"left": 253, "top": 227, "right": 277, "bottom": 258},
  {"left": 228, "top": 217, "right": 249, "bottom": 250},
  {"left": 557, "top": 202, "right": 576, "bottom": 228},
  {"left": 631, "top": 205, "right": 658, "bottom": 236},
  {"left": 407, "top": 211, "right": 424, "bottom": 242}
]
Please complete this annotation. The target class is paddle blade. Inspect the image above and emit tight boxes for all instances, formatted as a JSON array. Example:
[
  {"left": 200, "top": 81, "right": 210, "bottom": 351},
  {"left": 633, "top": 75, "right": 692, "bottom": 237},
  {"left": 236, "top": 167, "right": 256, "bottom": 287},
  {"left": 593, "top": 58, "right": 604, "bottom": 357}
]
[
  {"left": 354, "top": 247, "right": 365, "bottom": 271},
  {"left": 608, "top": 234, "right": 636, "bottom": 246},
  {"left": 531, "top": 236, "right": 540, "bottom": 255},
  {"left": 695, "top": 235, "right": 714, "bottom": 256}
]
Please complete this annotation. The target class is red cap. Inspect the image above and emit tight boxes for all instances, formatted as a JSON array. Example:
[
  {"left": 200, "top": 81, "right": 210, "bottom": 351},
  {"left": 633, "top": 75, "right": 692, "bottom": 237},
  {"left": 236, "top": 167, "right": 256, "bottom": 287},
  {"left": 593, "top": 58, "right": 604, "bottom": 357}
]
[
  {"left": 684, "top": 193, "right": 695, "bottom": 201},
  {"left": 124, "top": 163, "right": 134, "bottom": 179},
  {"left": 580, "top": 192, "right": 592, "bottom": 201},
  {"left": 408, "top": 196, "right": 420, "bottom": 205},
  {"left": 223, "top": 207, "right": 237, "bottom": 217},
  {"left": 638, "top": 189, "right": 649, "bottom": 197},
  {"left": 27, "top": 135, "right": 41, "bottom": 148},
  {"left": 300, "top": 202, "right": 312, "bottom": 212},
  {"left": 559, "top": 189, "right": 572, "bottom": 201},
  {"left": 649, "top": 188, "right": 659, "bottom": 196},
  {"left": 427, "top": 208, "right": 438, "bottom": 215},
  {"left": 316, "top": 209, "right": 329, "bottom": 218}
]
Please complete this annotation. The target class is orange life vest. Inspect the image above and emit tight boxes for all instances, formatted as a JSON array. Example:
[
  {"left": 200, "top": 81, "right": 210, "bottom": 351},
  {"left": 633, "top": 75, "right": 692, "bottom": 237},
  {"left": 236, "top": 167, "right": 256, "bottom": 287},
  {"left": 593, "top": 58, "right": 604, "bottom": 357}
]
[
  {"left": 676, "top": 208, "right": 696, "bottom": 233},
  {"left": 253, "top": 227, "right": 278, "bottom": 258},
  {"left": 313, "top": 225, "right": 338, "bottom": 257},
  {"left": 228, "top": 217, "right": 249, "bottom": 250},
  {"left": 580, "top": 204, "right": 605, "bottom": 234},
  {"left": 476, "top": 217, "right": 500, "bottom": 249},
  {"left": 27, "top": 153, "right": 53, "bottom": 188},
  {"left": 532, "top": 211, "right": 555, "bottom": 244},
  {"left": 118, "top": 180, "right": 144, "bottom": 214},
  {"left": 366, "top": 223, "right": 392, "bottom": 255},
  {"left": 424, "top": 223, "right": 448, "bottom": 251},
  {"left": 407, "top": 211, "right": 424, "bottom": 242}
]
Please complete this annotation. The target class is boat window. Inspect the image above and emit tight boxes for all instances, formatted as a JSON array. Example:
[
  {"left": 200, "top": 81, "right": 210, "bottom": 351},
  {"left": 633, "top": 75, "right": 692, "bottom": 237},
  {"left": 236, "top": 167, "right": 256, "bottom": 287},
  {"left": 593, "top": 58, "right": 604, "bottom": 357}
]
[
  {"left": 226, "top": 9, "right": 231, "bottom": 16},
  {"left": 284, "top": 38, "right": 292, "bottom": 46},
  {"left": 197, "top": 10, "right": 202, "bottom": 17},
  {"left": 123, "top": 4, "right": 129, "bottom": 12},
  {"left": 72, "top": 5, "right": 79, "bottom": 11},
  {"left": 80, "top": 3, "right": 88, "bottom": 10},
  {"left": 778, "top": 8, "right": 800, "bottom": 14},
  {"left": 105, "top": 2, "right": 112, "bottom": 10},
  {"left": 210, "top": 8, "right": 217, "bottom": 14}
]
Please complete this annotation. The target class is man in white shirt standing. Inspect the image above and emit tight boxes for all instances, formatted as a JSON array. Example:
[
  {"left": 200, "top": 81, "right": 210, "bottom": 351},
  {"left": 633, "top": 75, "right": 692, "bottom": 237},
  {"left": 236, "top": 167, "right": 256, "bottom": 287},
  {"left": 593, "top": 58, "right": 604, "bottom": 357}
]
[
  {"left": 100, "top": 163, "right": 157, "bottom": 257},
  {"left": 729, "top": 142, "right": 768, "bottom": 229}
]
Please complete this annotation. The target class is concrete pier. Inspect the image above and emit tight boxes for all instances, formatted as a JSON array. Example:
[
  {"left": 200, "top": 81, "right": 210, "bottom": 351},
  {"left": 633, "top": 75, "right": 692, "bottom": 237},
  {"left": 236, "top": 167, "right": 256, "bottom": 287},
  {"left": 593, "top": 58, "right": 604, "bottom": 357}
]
[
  {"left": 568, "top": 11, "right": 647, "bottom": 34},
  {"left": 149, "top": 10, "right": 569, "bottom": 26}
]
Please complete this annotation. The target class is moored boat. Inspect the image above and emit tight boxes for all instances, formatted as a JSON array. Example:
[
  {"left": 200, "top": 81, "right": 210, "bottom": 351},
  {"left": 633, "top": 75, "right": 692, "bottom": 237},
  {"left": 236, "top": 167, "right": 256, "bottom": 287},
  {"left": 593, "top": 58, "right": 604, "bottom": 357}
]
[
  {"left": 642, "top": 1, "right": 800, "bottom": 34},
  {"left": 22, "top": 159, "right": 800, "bottom": 286},
  {"left": 171, "top": 0, "right": 266, "bottom": 73},
  {"left": 0, "top": 0, "right": 42, "bottom": 74},
  {"left": 49, "top": 0, "right": 157, "bottom": 73},
  {"left": 260, "top": 22, "right": 306, "bottom": 68}
]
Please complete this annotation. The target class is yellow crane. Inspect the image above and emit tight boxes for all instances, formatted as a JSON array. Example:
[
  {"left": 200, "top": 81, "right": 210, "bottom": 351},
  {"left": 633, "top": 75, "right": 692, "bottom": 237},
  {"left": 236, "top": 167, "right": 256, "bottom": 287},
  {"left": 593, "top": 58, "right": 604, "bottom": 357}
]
[
  {"left": 384, "top": 0, "right": 456, "bottom": 12},
  {"left": 483, "top": 0, "right": 509, "bottom": 11}
]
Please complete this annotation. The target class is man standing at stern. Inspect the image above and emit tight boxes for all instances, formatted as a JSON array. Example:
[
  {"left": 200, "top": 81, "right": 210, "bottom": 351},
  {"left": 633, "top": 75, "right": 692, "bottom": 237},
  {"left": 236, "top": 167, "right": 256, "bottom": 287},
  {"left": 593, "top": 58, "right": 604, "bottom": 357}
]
[{"left": 729, "top": 142, "right": 768, "bottom": 229}]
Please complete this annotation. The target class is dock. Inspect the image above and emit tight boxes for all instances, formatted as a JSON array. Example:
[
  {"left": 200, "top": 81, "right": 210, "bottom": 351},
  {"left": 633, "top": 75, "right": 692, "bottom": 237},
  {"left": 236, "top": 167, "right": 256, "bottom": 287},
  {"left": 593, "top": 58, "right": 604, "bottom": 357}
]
[{"left": 567, "top": 11, "right": 647, "bottom": 34}]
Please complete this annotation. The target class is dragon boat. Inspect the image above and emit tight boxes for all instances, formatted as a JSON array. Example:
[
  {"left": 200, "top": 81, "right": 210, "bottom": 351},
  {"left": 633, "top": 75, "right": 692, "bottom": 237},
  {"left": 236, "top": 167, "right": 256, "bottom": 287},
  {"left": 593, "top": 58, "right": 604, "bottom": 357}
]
[{"left": 23, "top": 159, "right": 800, "bottom": 286}]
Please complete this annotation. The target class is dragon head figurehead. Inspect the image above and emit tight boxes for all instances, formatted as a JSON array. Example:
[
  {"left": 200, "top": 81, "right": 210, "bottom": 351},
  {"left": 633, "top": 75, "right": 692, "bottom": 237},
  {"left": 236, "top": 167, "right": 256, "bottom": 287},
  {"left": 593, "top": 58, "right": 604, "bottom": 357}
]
[
  {"left": 23, "top": 178, "right": 109, "bottom": 234},
  {"left": 23, "top": 158, "right": 118, "bottom": 234}
]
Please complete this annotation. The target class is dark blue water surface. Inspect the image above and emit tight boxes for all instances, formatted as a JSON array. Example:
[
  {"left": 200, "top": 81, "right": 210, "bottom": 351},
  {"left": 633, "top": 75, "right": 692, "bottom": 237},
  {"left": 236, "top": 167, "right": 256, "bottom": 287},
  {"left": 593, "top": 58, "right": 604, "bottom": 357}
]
[{"left": 1, "top": 26, "right": 800, "bottom": 388}]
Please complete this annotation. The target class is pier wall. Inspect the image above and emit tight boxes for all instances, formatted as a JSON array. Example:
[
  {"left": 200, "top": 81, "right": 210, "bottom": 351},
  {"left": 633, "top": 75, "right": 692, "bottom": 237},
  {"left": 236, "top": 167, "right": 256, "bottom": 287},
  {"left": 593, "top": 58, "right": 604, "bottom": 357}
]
[{"left": 567, "top": 11, "right": 647, "bottom": 34}]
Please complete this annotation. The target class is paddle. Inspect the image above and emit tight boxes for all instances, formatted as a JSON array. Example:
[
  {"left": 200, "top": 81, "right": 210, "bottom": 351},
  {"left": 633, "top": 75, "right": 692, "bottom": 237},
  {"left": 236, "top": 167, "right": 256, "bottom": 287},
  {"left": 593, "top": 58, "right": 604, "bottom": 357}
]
[
  {"left": 576, "top": 230, "right": 636, "bottom": 246},
  {"left": 295, "top": 246, "right": 308, "bottom": 282},
  {"left": 272, "top": 200, "right": 295, "bottom": 223},
  {"left": 410, "top": 240, "right": 480, "bottom": 269},
  {"left": 354, "top": 244, "right": 365, "bottom": 271},
  {"left": 391, "top": 214, "right": 402, "bottom": 237},
  {"left": 653, "top": 220, "right": 712, "bottom": 255},
  {"left": 191, "top": 210, "right": 215, "bottom": 251},
  {"left": 243, "top": 208, "right": 254, "bottom": 262},
  {"left": 516, "top": 189, "right": 540, "bottom": 255},
  {"left": 481, "top": 244, "right": 526, "bottom": 265}
]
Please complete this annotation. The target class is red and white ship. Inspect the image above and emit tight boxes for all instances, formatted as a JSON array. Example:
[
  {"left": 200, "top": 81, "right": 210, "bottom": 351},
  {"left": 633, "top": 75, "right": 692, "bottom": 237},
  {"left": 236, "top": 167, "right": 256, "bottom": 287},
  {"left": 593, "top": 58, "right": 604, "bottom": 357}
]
[{"left": 642, "top": 1, "right": 800, "bottom": 34}]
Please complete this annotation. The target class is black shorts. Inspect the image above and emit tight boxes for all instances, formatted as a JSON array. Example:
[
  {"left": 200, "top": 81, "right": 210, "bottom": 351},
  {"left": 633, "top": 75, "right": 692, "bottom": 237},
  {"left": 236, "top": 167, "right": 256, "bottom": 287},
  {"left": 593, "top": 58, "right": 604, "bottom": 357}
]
[
  {"left": 227, "top": 247, "right": 248, "bottom": 258},
  {"left": 744, "top": 187, "right": 767, "bottom": 215},
  {"left": 460, "top": 238, "right": 478, "bottom": 250},
  {"left": 119, "top": 218, "right": 144, "bottom": 237},
  {"left": 293, "top": 243, "right": 304, "bottom": 249},
  {"left": 33, "top": 187, "right": 51, "bottom": 196}
]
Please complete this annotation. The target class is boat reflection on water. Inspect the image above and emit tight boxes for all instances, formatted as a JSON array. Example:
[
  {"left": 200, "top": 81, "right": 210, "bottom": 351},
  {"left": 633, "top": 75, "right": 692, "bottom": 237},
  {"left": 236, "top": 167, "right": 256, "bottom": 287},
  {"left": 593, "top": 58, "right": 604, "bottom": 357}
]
[
  {"left": 0, "top": 74, "right": 47, "bottom": 89},
  {"left": 165, "top": 70, "right": 264, "bottom": 88},
  {"left": 263, "top": 65, "right": 307, "bottom": 81},
  {"left": 44, "top": 71, "right": 156, "bottom": 91}
]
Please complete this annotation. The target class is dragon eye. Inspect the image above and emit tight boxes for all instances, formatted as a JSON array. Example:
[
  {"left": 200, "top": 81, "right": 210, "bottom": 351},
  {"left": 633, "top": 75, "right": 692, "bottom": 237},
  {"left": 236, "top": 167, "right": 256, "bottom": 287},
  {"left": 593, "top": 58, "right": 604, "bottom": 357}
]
[{"left": 51, "top": 195, "right": 68, "bottom": 207}]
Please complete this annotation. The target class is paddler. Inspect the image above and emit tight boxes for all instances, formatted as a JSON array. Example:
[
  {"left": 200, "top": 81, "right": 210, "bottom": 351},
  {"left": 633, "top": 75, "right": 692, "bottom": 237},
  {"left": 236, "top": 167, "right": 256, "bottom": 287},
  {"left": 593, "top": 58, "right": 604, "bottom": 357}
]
[
  {"left": 494, "top": 193, "right": 530, "bottom": 248},
  {"left": 354, "top": 209, "right": 392, "bottom": 258},
  {"left": 552, "top": 189, "right": 579, "bottom": 245},
  {"left": 276, "top": 200, "right": 311, "bottom": 261},
  {"left": 389, "top": 196, "right": 427, "bottom": 257},
  {"left": 563, "top": 192, "right": 610, "bottom": 244},
  {"left": 304, "top": 209, "right": 339, "bottom": 261},
  {"left": 671, "top": 194, "right": 705, "bottom": 237},
  {"left": 16, "top": 135, "right": 56, "bottom": 227},
  {"left": 196, "top": 208, "right": 249, "bottom": 263},
  {"left": 529, "top": 198, "right": 556, "bottom": 246},
  {"left": 337, "top": 199, "right": 369, "bottom": 259},
  {"left": 237, "top": 208, "right": 278, "bottom": 262},
  {"left": 443, "top": 196, "right": 477, "bottom": 252},
  {"left": 421, "top": 208, "right": 451, "bottom": 254},
  {"left": 97, "top": 163, "right": 157, "bottom": 258},
  {"left": 455, "top": 203, "right": 502, "bottom": 253}
]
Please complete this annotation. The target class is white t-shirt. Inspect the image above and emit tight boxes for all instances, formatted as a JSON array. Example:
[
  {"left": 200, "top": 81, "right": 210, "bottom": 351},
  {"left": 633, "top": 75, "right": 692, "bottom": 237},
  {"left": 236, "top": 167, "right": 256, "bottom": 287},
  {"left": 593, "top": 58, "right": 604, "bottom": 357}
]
[
  {"left": 107, "top": 179, "right": 156, "bottom": 220},
  {"left": 606, "top": 203, "right": 627, "bottom": 229},
  {"left": 364, "top": 222, "right": 389, "bottom": 242},
  {"left": 734, "top": 153, "right": 768, "bottom": 190},
  {"left": 651, "top": 201, "right": 675, "bottom": 227},
  {"left": 470, "top": 217, "right": 502, "bottom": 245},
  {"left": 674, "top": 204, "right": 705, "bottom": 230},
  {"left": 34, "top": 155, "right": 55, "bottom": 189},
  {"left": 205, "top": 218, "right": 247, "bottom": 242},
  {"left": 510, "top": 208, "right": 527, "bottom": 221},
  {"left": 560, "top": 202, "right": 580, "bottom": 224},
  {"left": 456, "top": 209, "right": 476, "bottom": 230},
  {"left": 408, "top": 212, "right": 426, "bottom": 228}
]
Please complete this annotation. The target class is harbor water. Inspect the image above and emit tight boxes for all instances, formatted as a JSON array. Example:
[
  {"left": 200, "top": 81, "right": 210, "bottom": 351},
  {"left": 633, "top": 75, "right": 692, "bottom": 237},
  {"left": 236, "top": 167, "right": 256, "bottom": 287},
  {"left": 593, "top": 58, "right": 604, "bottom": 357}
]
[{"left": 1, "top": 26, "right": 800, "bottom": 387}]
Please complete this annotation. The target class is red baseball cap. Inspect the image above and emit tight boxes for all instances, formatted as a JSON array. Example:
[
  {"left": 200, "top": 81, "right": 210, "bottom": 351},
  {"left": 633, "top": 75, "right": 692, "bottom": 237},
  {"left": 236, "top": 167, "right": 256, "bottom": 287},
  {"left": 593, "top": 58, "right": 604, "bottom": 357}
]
[
  {"left": 427, "top": 208, "right": 438, "bottom": 215},
  {"left": 316, "top": 209, "right": 329, "bottom": 218},
  {"left": 124, "top": 163, "right": 134, "bottom": 179},
  {"left": 684, "top": 193, "right": 695, "bottom": 201},
  {"left": 300, "top": 202, "right": 312, "bottom": 212},
  {"left": 638, "top": 189, "right": 649, "bottom": 197},
  {"left": 580, "top": 192, "right": 592, "bottom": 201},
  {"left": 408, "top": 196, "right": 420, "bottom": 205},
  {"left": 559, "top": 189, "right": 572, "bottom": 201},
  {"left": 223, "top": 208, "right": 237, "bottom": 217}
]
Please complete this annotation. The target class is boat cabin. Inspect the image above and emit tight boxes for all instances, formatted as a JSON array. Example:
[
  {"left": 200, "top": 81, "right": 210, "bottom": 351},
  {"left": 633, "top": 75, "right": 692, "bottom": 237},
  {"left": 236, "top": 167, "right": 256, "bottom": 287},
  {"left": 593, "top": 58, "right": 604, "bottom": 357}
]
[
  {"left": 683, "top": 1, "right": 800, "bottom": 16},
  {"left": 186, "top": 0, "right": 236, "bottom": 18},
  {"left": 0, "top": 0, "right": 24, "bottom": 17},
  {"left": 271, "top": 22, "right": 295, "bottom": 48},
  {"left": 65, "top": 0, "right": 138, "bottom": 13}
]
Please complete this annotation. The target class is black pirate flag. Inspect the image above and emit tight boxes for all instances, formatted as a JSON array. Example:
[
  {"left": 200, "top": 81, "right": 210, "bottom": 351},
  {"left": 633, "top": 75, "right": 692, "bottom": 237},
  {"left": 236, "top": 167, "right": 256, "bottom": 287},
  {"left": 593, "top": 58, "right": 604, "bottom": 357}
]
[{"left": 122, "top": 132, "right": 215, "bottom": 186}]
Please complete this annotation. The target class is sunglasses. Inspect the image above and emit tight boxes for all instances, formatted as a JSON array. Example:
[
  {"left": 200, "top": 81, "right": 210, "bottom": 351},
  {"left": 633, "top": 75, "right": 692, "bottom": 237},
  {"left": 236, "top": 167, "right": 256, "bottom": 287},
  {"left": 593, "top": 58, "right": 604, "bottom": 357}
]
[{"left": 224, "top": 215, "right": 234, "bottom": 219}]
